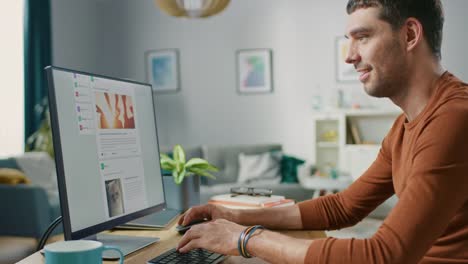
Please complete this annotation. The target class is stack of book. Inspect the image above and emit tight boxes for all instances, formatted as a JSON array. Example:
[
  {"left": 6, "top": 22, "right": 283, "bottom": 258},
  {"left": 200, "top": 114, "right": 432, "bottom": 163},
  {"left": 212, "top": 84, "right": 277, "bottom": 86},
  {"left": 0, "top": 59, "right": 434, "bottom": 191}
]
[{"left": 208, "top": 194, "right": 294, "bottom": 209}]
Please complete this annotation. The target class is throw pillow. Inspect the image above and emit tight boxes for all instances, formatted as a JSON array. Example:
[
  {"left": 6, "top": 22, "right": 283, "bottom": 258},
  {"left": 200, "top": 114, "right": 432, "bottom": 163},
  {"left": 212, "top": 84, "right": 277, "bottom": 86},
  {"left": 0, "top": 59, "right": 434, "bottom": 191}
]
[
  {"left": 0, "top": 168, "right": 31, "bottom": 185},
  {"left": 237, "top": 151, "right": 281, "bottom": 183},
  {"left": 15, "top": 152, "right": 58, "bottom": 198},
  {"left": 280, "top": 155, "right": 305, "bottom": 183},
  {"left": 0, "top": 157, "right": 21, "bottom": 170}
]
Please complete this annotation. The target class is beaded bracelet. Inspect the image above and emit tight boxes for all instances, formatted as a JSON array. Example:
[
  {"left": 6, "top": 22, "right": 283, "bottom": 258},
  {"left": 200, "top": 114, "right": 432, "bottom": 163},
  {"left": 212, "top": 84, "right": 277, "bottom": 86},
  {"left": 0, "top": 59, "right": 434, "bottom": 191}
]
[{"left": 238, "top": 225, "right": 265, "bottom": 258}]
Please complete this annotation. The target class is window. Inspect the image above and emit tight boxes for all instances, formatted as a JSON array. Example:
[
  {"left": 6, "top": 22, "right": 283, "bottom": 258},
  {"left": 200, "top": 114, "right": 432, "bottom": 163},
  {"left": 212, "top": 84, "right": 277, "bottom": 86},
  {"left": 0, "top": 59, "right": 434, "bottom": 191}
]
[{"left": 0, "top": 1, "right": 24, "bottom": 157}]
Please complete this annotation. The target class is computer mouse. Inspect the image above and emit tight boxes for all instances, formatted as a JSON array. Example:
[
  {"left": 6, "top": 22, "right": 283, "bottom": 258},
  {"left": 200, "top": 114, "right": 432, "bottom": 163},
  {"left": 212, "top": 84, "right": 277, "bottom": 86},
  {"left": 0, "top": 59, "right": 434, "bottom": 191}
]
[{"left": 176, "top": 219, "right": 208, "bottom": 234}]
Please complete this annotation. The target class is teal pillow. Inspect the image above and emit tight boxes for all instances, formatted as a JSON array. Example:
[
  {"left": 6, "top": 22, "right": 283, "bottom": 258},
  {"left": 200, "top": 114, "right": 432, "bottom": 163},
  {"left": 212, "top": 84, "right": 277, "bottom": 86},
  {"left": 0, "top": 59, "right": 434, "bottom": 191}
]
[
  {"left": 161, "top": 152, "right": 173, "bottom": 176},
  {"left": 280, "top": 155, "right": 305, "bottom": 183},
  {"left": 0, "top": 158, "right": 21, "bottom": 170}
]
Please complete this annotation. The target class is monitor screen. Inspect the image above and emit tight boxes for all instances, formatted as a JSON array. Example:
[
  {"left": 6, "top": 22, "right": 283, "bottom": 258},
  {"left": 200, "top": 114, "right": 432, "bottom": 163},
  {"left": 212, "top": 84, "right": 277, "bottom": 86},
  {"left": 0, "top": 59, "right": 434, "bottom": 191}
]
[{"left": 46, "top": 66, "right": 166, "bottom": 244}]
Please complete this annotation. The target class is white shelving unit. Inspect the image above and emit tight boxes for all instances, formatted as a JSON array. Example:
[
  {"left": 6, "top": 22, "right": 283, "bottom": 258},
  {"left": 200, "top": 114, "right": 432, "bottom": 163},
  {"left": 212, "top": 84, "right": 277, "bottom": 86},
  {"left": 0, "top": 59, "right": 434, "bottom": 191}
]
[{"left": 313, "top": 108, "right": 401, "bottom": 179}]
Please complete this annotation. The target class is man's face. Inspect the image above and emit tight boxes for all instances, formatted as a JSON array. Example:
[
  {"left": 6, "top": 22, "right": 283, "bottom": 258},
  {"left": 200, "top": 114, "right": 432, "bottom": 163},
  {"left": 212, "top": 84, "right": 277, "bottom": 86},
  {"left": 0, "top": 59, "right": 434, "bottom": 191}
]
[{"left": 345, "top": 7, "right": 408, "bottom": 98}]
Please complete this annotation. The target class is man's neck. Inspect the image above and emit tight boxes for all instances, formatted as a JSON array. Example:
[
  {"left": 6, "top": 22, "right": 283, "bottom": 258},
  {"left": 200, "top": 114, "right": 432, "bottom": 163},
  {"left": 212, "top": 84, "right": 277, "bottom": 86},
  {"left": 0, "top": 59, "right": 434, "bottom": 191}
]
[{"left": 390, "top": 61, "right": 445, "bottom": 122}]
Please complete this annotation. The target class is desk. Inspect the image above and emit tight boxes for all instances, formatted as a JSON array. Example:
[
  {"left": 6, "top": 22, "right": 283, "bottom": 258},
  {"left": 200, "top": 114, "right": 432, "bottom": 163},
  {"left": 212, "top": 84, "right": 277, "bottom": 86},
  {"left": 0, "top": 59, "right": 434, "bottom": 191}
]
[{"left": 18, "top": 219, "right": 325, "bottom": 264}]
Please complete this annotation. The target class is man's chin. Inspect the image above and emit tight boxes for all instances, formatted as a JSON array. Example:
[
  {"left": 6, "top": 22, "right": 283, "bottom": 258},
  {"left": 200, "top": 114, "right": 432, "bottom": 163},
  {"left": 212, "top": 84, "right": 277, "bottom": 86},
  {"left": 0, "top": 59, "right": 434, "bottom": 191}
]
[
  {"left": 362, "top": 83, "right": 383, "bottom": 98},
  {"left": 362, "top": 83, "right": 373, "bottom": 95},
  {"left": 364, "top": 87, "right": 388, "bottom": 98}
]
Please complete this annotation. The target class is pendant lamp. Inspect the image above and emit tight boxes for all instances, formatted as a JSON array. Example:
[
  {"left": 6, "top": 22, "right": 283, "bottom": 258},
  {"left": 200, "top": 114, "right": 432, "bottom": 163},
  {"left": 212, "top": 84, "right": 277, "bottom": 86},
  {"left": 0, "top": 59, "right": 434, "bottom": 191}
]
[{"left": 155, "top": 0, "right": 230, "bottom": 18}]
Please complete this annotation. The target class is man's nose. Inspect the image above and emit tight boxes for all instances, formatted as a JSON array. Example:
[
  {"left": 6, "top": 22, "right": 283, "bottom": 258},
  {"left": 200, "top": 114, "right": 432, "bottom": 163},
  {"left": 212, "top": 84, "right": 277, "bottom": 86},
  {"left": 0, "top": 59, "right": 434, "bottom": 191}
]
[{"left": 345, "top": 42, "right": 360, "bottom": 65}]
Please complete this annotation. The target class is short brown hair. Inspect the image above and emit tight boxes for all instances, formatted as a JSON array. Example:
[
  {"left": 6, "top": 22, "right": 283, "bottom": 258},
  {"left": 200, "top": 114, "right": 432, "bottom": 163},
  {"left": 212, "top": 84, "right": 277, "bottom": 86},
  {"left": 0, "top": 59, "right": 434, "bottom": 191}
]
[{"left": 346, "top": 0, "right": 444, "bottom": 60}]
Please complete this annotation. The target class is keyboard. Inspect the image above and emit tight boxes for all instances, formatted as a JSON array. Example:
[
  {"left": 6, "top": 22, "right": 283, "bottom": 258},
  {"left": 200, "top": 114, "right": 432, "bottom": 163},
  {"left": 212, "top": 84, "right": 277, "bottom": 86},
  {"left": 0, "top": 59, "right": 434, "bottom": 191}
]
[{"left": 147, "top": 247, "right": 225, "bottom": 264}]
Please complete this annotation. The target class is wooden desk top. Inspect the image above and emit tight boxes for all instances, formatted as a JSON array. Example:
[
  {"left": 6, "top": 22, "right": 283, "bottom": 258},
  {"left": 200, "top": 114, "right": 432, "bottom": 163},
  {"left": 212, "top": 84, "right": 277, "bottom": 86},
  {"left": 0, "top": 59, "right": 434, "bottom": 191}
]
[{"left": 18, "top": 219, "right": 325, "bottom": 264}]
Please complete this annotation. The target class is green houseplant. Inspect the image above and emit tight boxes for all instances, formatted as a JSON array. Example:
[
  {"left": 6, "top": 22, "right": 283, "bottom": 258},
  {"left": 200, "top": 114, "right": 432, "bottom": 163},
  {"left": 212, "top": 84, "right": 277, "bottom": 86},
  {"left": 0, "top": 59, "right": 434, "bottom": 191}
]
[
  {"left": 25, "top": 98, "right": 54, "bottom": 158},
  {"left": 160, "top": 145, "right": 218, "bottom": 184}
]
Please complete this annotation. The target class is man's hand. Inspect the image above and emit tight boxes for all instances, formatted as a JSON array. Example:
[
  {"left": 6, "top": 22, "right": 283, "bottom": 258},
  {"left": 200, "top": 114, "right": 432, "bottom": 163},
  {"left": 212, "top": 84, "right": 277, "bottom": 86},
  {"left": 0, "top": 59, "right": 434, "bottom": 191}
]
[
  {"left": 176, "top": 219, "right": 244, "bottom": 255},
  {"left": 178, "top": 204, "right": 231, "bottom": 226}
]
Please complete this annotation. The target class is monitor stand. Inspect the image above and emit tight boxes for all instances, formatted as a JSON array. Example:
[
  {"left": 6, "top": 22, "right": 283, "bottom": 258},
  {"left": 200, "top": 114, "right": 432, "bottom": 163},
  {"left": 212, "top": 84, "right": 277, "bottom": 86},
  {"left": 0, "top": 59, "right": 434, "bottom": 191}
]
[{"left": 86, "top": 233, "right": 160, "bottom": 259}]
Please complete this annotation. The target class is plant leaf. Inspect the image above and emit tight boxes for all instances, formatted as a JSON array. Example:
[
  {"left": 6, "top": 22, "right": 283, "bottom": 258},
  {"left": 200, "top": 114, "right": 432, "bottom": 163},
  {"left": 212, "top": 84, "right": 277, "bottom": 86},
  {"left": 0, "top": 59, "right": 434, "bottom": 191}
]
[
  {"left": 172, "top": 170, "right": 180, "bottom": 184},
  {"left": 160, "top": 153, "right": 173, "bottom": 161},
  {"left": 177, "top": 161, "right": 186, "bottom": 174},
  {"left": 187, "top": 167, "right": 216, "bottom": 179},
  {"left": 190, "top": 163, "right": 219, "bottom": 171},
  {"left": 185, "top": 158, "right": 219, "bottom": 171},
  {"left": 160, "top": 158, "right": 175, "bottom": 166},
  {"left": 160, "top": 153, "right": 176, "bottom": 170},
  {"left": 174, "top": 169, "right": 186, "bottom": 185},
  {"left": 160, "top": 162, "right": 174, "bottom": 170},
  {"left": 173, "top": 144, "right": 186, "bottom": 164},
  {"left": 160, "top": 157, "right": 175, "bottom": 165},
  {"left": 185, "top": 158, "right": 208, "bottom": 168}
]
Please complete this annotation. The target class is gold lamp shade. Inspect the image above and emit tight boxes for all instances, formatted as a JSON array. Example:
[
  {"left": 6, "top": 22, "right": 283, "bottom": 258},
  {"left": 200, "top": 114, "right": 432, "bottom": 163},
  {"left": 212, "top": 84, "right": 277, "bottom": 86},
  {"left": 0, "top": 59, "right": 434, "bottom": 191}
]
[{"left": 155, "top": 0, "right": 230, "bottom": 18}]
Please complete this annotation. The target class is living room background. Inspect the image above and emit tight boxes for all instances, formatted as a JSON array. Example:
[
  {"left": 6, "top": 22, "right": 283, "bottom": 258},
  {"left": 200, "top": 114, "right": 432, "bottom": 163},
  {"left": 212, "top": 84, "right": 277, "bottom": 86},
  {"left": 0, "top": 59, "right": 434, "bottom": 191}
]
[{"left": 50, "top": 0, "right": 468, "bottom": 163}]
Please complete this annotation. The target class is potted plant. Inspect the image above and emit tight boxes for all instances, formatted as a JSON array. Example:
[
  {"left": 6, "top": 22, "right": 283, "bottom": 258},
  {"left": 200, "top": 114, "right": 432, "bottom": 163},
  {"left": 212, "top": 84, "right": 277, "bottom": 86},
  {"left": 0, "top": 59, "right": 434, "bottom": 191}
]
[{"left": 159, "top": 145, "right": 218, "bottom": 210}]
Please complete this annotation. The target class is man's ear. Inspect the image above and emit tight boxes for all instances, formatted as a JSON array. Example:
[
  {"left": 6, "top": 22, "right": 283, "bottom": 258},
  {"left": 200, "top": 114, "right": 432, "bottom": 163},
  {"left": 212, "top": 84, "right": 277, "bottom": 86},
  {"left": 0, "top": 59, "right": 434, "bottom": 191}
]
[{"left": 405, "top": 17, "right": 423, "bottom": 52}]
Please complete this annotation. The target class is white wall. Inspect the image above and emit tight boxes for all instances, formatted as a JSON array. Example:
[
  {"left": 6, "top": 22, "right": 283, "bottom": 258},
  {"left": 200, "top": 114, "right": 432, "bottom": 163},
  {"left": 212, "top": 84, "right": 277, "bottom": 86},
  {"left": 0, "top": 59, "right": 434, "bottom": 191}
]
[
  {"left": 51, "top": 0, "right": 468, "bottom": 163},
  {"left": 0, "top": 1, "right": 24, "bottom": 157},
  {"left": 51, "top": 0, "right": 99, "bottom": 73}
]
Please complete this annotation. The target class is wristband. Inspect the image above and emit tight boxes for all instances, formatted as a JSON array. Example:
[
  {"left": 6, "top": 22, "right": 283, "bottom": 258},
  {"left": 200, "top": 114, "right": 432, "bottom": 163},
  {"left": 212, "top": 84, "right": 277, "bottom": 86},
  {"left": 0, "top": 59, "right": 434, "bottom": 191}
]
[{"left": 239, "top": 225, "right": 265, "bottom": 258}]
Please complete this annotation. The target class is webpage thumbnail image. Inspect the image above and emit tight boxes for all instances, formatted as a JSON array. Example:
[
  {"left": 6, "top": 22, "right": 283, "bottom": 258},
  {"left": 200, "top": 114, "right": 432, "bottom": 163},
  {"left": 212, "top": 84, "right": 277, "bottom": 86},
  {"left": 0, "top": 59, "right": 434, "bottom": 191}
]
[
  {"left": 105, "top": 178, "right": 125, "bottom": 217},
  {"left": 95, "top": 92, "right": 135, "bottom": 129}
]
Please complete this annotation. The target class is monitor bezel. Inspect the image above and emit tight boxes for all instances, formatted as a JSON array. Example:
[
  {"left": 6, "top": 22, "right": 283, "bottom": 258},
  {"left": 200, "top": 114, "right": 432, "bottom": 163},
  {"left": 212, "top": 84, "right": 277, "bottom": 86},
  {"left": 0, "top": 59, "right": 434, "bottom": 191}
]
[{"left": 45, "top": 66, "right": 167, "bottom": 240}]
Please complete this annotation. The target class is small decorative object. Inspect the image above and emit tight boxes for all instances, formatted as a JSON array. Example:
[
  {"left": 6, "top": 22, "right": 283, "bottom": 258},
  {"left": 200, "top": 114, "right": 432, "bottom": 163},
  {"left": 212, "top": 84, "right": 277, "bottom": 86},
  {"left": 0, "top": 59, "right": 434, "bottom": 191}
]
[
  {"left": 323, "top": 162, "right": 338, "bottom": 179},
  {"left": 160, "top": 145, "right": 218, "bottom": 184},
  {"left": 321, "top": 129, "right": 338, "bottom": 142},
  {"left": 335, "top": 36, "right": 359, "bottom": 82},
  {"left": 146, "top": 49, "right": 180, "bottom": 93},
  {"left": 311, "top": 95, "right": 323, "bottom": 110},
  {"left": 309, "top": 165, "right": 318, "bottom": 176},
  {"left": 237, "top": 49, "right": 273, "bottom": 94},
  {"left": 154, "top": 0, "right": 230, "bottom": 18}
]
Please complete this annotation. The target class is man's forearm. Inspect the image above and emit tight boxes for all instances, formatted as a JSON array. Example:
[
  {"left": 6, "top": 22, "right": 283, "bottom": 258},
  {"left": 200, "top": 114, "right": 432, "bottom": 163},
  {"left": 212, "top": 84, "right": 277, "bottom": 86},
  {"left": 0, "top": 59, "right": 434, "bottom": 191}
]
[
  {"left": 247, "top": 229, "right": 313, "bottom": 264},
  {"left": 228, "top": 205, "right": 303, "bottom": 230}
]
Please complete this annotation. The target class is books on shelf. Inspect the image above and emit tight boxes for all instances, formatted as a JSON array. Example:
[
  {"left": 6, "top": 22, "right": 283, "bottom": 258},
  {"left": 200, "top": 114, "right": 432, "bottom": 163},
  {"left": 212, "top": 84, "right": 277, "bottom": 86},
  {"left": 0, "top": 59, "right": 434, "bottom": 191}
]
[
  {"left": 208, "top": 194, "right": 295, "bottom": 209},
  {"left": 347, "top": 118, "right": 362, "bottom": 144}
]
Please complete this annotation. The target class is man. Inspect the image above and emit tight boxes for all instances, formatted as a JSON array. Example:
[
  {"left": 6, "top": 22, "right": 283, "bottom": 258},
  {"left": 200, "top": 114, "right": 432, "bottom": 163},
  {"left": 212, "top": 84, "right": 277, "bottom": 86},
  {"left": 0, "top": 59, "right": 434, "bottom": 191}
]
[{"left": 176, "top": 0, "right": 468, "bottom": 263}]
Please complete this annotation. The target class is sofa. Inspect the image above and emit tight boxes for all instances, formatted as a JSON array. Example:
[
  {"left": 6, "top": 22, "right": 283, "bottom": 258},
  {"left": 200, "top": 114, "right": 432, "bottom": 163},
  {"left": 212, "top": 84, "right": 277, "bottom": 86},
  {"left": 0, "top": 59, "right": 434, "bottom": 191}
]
[
  {"left": 161, "top": 144, "right": 314, "bottom": 204},
  {"left": 0, "top": 152, "right": 61, "bottom": 264}
]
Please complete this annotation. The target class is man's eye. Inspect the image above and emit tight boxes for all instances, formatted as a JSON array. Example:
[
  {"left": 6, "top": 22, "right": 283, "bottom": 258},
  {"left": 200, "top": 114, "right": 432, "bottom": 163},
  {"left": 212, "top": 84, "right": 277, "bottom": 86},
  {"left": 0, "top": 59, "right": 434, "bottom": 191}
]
[{"left": 358, "top": 36, "right": 368, "bottom": 42}]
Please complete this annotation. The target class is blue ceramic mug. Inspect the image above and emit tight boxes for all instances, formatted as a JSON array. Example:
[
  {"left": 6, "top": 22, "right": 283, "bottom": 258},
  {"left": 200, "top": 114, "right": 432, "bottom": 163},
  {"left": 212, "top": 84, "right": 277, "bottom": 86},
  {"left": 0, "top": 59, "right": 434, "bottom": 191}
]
[{"left": 44, "top": 240, "right": 124, "bottom": 264}]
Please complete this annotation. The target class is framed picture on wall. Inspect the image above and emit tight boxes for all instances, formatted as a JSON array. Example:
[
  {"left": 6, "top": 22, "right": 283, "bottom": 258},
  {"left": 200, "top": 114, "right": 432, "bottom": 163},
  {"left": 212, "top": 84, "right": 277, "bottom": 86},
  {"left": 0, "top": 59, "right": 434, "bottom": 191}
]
[
  {"left": 236, "top": 49, "right": 273, "bottom": 94},
  {"left": 145, "top": 49, "right": 180, "bottom": 92},
  {"left": 335, "top": 37, "right": 359, "bottom": 82}
]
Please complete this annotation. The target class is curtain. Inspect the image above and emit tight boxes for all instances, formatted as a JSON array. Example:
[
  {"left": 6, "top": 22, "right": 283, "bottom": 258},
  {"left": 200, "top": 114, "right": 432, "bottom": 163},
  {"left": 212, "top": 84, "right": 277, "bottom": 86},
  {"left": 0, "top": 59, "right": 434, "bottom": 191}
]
[{"left": 24, "top": 0, "right": 52, "bottom": 142}]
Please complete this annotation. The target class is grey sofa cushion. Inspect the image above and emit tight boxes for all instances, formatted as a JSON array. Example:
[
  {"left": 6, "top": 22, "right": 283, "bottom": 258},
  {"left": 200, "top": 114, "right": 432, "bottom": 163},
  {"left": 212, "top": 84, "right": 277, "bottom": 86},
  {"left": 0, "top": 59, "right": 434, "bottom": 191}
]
[
  {"left": 201, "top": 144, "right": 282, "bottom": 185},
  {"left": 368, "top": 195, "right": 398, "bottom": 220}
]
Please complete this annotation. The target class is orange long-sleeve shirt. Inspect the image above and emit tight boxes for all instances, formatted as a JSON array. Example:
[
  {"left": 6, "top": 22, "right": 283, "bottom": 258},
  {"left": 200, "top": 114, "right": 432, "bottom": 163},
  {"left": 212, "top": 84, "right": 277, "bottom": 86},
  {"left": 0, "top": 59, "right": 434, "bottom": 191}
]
[{"left": 298, "top": 72, "right": 468, "bottom": 263}]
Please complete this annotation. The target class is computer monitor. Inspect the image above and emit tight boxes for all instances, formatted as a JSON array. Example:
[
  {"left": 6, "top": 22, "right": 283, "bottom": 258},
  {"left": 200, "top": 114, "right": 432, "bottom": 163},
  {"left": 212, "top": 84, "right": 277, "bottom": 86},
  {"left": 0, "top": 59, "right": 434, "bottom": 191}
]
[{"left": 46, "top": 66, "right": 166, "bottom": 258}]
